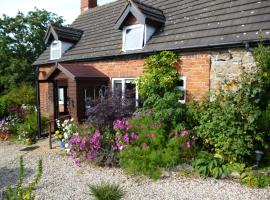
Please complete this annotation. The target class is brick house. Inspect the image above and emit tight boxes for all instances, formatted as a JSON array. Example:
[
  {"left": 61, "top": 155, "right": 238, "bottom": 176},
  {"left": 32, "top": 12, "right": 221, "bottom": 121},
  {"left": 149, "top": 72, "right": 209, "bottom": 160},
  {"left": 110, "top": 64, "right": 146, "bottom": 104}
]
[{"left": 34, "top": 0, "right": 270, "bottom": 125}]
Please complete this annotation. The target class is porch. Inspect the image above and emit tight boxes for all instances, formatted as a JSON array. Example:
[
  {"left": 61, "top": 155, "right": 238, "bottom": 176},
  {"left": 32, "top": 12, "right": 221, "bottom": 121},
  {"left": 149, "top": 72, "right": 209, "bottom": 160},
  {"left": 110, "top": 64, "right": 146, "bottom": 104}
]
[{"left": 42, "top": 63, "right": 109, "bottom": 124}]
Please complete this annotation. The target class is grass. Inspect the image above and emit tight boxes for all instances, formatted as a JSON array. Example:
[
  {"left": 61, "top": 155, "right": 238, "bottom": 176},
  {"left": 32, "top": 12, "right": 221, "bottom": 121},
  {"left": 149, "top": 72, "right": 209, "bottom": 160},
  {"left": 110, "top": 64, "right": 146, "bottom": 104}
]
[{"left": 89, "top": 182, "right": 125, "bottom": 200}]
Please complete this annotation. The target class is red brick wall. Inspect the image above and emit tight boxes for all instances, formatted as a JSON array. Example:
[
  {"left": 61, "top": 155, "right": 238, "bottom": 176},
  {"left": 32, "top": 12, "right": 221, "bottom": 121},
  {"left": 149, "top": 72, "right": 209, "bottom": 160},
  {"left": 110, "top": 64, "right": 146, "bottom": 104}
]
[
  {"left": 38, "top": 52, "right": 211, "bottom": 120},
  {"left": 176, "top": 52, "right": 211, "bottom": 100}
]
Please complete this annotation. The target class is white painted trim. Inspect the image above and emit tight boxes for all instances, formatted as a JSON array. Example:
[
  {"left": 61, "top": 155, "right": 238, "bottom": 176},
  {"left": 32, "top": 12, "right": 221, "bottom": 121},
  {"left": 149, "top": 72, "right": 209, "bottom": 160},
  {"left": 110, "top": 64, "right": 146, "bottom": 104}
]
[
  {"left": 112, "top": 78, "right": 139, "bottom": 107},
  {"left": 178, "top": 76, "right": 187, "bottom": 104}
]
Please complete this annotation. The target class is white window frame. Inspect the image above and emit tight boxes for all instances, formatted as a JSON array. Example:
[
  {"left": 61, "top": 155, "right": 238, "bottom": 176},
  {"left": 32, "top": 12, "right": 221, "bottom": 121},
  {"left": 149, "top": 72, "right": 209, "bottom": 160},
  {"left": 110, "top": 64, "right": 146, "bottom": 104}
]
[
  {"left": 112, "top": 78, "right": 139, "bottom": 107},
  {"left": 50, "top": 40, "right": 62, "bottom": 60},
  {"left": 177, "top": 76, "right": 187, "bottom": 104},
  {"left": 122, "top": 24, "right": 145, "bottom": 52}
]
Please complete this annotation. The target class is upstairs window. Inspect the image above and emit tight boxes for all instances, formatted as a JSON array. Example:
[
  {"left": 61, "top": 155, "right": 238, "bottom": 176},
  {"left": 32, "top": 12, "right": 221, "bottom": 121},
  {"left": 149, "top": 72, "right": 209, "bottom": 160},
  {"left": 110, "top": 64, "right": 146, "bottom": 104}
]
[
  {"left": 123, "top": 24, "right": 145, "bottom": 51},
  {"left": 50, "top": 40, "right": 61, "bottom": 60}
]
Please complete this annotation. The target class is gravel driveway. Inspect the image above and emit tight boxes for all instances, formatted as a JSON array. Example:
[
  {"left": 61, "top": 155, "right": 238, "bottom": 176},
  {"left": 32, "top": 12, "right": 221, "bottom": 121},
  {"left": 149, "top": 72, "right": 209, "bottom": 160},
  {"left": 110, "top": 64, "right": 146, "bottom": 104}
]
[{"left": 0, "top": 139, "right": 269, "bottom": 200}]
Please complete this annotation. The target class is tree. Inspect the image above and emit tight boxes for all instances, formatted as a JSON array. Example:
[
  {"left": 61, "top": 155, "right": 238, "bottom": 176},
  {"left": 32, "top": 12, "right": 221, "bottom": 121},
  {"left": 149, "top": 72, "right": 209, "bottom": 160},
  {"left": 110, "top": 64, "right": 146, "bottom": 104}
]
[{"left": 0, "top": 8, "right": 64, "bottom": 91}]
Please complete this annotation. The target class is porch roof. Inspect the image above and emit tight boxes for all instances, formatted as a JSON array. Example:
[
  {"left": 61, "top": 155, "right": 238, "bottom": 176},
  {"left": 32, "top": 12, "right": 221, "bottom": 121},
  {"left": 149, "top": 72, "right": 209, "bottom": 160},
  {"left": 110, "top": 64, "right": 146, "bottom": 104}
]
[{"left": 45, "top": 63, "right": 109, "bottom": 81}]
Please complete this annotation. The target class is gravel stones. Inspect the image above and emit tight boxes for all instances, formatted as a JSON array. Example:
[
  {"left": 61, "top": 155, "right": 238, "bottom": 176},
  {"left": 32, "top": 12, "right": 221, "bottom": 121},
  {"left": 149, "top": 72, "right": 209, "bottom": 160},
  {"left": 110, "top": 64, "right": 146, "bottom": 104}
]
[{"left": 0, "top": 140, "right": 270, "bottom": 200}]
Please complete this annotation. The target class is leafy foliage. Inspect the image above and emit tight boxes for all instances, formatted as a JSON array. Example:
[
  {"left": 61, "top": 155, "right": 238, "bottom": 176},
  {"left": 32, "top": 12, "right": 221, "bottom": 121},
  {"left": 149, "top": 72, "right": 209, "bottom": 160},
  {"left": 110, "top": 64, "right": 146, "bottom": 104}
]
[
  {"left": 89, "top": 182, "right": 125, "bottom": 200},
  {"left": 192, "top": 151, "right": 229, "bottom": 179},
  {"left": 241, "top": 171, "right": 270, "bottom": 188},
  {"left": 117, "top": 112, "right": 196, "bottom": 179},
  {"left": 137, "top": 51, "right": 179, "bottom": 99},
  {"left": 4, "top": 156, "right": 42, "bottom": 200},
  {"left": 0, "top": 9, "right": 63, "bottom": 90},
  {"left": 86, "top": 89, "right": 135, "bottom": 132},
  {"left": 191, "top": 39, "right": 270, "bottom": 162},
  {"left": 0, "top": 84, "right": 36, "bottom": 117}
]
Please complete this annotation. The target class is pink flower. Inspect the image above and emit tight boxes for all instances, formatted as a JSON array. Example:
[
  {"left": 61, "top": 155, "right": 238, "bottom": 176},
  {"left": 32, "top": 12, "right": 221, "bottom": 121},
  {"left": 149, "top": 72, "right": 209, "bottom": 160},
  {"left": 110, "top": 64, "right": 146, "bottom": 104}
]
[
  {"left": 94, "top": 130, "right": 101, "bottom": 138},
  {"left": 142, "top": 143, "right": 148, "bottom": 149},
  {"left": 150, "top": 123, "right": 155, "bottom": 129},
  {"left": 145, "top": 133, "right": 149, "bottom": 138},
  {"left": 186, "top": 141, "right": 191, "bottom": 148},
  {"left": 181, "top": 128, "right": 189, "bottom": 137},
  {"left": 151, "top": 133, "right": 156, "bottom": 140}
]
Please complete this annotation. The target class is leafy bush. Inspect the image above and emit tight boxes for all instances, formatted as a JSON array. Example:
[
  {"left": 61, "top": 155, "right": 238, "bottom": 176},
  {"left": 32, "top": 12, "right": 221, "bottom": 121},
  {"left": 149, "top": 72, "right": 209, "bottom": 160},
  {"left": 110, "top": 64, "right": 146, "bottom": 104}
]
[
  {"left": 191, "top": 39, "right": 270, "bottom": 162},
  {"left": 17, "top": 112, "right": 48, "bottom": 144},
  {"left": 116, "top": 113, "right": 196, "bottom": 179},
  {"left": 137, "top": 51, "right": 179, "bottom": 99},
  {"left": 4, "top": 156, "right": 42, "bottom": 200},
  {"left": 89, "top": 182, "right": 125, "bottom": 200},
  {"left": 192, "top": 151, "right": 229, "bottom": 179},
  {"left": 241, "top": 171, "right": 270, "bottom": 188},
  {"left": 86, "top": 90, "right": 135, "bottom": 132}
]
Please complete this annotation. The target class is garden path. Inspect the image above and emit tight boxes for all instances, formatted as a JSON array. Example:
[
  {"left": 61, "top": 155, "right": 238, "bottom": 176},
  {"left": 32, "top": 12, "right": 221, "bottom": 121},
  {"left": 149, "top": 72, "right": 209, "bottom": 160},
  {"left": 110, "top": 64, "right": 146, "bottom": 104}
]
[{"left": 0, "top": 140, "right": 269, "bottom": 200}]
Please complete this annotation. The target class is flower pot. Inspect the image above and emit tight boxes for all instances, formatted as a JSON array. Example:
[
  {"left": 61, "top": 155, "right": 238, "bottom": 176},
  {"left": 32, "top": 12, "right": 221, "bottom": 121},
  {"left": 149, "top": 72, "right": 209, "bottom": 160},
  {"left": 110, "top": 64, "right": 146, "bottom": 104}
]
[{"left": 60, "top": 140, "right": 65, "bottom": 148}]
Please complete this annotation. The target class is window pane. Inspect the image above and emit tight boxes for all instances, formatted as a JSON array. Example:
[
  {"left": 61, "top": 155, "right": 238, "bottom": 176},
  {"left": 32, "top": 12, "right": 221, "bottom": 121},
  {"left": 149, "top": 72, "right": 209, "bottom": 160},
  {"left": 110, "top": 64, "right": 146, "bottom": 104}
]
[
  {"left": 125, "top": 81, "right": 136, "bottom": 107},
  {"left": 114, "top": 81, "right": 122, "bottom": 97},
  {"left": 124, "top": 26, "right": 144, "bottom": 50},
  {"left": 58, "top": 88, "right": 65, "bottom": 113},
  {"left": 52, "top": 49, "right": 61, "bottom": 59}
]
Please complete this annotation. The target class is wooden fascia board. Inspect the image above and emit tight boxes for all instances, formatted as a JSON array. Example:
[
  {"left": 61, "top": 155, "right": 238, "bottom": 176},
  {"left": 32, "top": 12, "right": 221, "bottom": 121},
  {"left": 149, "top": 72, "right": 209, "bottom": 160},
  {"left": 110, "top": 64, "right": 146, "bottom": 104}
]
[
  {"left": 44, "top": 26, "right": 59, "bottom": 45},
  {"left": 114, "top": 2, "right": 146, "bottom": 30}
]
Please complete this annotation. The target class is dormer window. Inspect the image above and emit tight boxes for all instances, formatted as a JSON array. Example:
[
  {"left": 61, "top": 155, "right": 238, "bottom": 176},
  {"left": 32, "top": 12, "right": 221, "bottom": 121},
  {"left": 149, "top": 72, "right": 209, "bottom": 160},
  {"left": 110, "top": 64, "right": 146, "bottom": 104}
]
[
  {"left": 115, "top": 0, "right": 165, "bottom": 52},
  {"left": 44, "top": 24, "right": 83, "bottom": 60},
  {"left": 50, "top": 40, "right": 61, "bottom": 60},
  {"left": 123, "top": 24, "right": 144, "bottom": 51}
]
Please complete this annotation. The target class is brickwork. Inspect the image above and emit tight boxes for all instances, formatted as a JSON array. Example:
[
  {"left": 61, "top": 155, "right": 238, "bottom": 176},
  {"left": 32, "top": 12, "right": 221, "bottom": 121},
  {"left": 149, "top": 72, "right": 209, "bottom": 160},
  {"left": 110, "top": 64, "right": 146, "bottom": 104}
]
[
  {"left": 81, "top": 0, "right": 97, "bottom": 13},
  {"left": 38, "top": 52, "right": 212, "bottom": 120},
  {"left": 176, "top": 52, "right": 211, "bottom": 100}
]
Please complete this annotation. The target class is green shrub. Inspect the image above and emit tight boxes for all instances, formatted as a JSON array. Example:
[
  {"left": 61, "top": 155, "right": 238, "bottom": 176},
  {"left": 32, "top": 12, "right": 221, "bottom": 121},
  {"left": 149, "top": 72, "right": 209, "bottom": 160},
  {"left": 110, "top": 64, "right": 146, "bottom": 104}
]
[
  {"left": 241, "top": 171, "right": 270, "bottom": 188},
  {"left": 0, "top": 84, "right": 35, "bottom": 117},
  {"left": 137, "top": 51, "right": 179, "bottom": 100},
  {"left": 4, "top": 156, "right": 42, "bottom": 200},
  {"left": 17, "top": 112, "right": 48, "bottom": 144},
  {"left": 120, "top": 146, "right": 163, "bottom": 179},
  {"left": 192, "top": 151, "right": 229, "bottom": 179},
  {"left": 89, "top": 182, "right": 125, "bottom": 200},
  {"left": 117, "top": 112, "right": 196, "bottom": 179}
]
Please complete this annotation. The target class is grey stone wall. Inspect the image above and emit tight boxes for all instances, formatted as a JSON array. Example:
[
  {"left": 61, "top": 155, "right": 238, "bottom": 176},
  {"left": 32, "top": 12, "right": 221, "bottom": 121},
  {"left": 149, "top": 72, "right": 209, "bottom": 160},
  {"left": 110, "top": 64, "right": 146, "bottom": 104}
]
[{"left": 210, "top": 48, "right": 256, "bottom": 92}]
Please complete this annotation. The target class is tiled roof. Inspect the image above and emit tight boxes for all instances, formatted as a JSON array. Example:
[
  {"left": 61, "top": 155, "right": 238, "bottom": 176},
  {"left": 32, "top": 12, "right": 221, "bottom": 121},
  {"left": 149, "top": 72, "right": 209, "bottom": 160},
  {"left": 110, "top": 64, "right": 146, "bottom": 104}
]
[
  {"left": 46, "top": 63, "right": 108, "bottom": 80},
  {"left": 44, "top": 24, "right": 83, "bottom": 44},
  {"left": 34, "top": 0, "right": 270, "bottom": 66}
]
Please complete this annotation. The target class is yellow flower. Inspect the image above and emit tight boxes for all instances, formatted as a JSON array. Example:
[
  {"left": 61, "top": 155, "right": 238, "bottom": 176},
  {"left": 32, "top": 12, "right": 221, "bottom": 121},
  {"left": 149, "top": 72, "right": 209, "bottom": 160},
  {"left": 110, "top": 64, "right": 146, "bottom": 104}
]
[
  {"left": 55, "top": 130, "right": 60, "bottom": 135},
  {"left": 59, "top": 134, "right": 63, "bottom": 139}
]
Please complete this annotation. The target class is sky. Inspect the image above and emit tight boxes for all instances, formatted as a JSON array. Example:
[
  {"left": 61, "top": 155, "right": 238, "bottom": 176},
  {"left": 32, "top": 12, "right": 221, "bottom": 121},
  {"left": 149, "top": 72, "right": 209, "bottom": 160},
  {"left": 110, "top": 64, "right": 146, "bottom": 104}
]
[{"left": 0, "top": 0, "right": 115, "bottom": 24}]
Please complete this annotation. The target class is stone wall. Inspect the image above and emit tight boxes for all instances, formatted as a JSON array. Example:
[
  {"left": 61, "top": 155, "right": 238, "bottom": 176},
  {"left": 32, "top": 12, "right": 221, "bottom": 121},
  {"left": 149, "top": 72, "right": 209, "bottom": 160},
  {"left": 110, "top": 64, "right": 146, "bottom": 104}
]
[{"left": 210, "top": 49, "right": 256, "bottom": 92}]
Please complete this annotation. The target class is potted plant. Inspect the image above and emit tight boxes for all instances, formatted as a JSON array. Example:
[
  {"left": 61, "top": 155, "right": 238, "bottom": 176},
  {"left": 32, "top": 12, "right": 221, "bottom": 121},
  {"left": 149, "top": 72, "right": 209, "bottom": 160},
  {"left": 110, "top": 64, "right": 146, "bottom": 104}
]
[{"left": 55, "top": 130, "right": 65, "bottom": 148}]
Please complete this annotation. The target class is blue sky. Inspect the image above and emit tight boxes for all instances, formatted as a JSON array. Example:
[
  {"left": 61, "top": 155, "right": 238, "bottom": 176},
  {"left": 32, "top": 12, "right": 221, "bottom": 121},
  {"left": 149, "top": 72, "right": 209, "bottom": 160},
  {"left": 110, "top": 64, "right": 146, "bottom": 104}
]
[{"left": 0, "top": 0, "right": 116, "bottom": 24}]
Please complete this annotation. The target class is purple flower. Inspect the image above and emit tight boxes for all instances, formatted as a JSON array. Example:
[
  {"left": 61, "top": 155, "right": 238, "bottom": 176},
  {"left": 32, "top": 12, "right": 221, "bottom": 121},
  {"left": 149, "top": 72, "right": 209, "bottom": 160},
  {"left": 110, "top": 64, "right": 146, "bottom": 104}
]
[
  {"left": 151, "top": 133, "right": 156, "bottom": 140},
  {"left": 70, "top": 137, "right": 81, "bottom": 143},
  {"left": 123, "top": 133, "right": 129, "bottom": 143},
  {"left": 131, "top": 132, "right": 140, "bottom": 139},
  {"left": 145, "top": 133, "right": 149, "bottom": 138},
  {"left": 79, "top": 138, "right": 86, "bottom": 150},
  {"left": 142, "top": 143, "right": 148, "bottom": 149}
]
